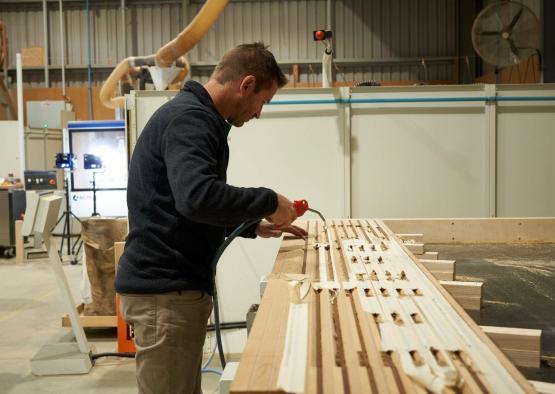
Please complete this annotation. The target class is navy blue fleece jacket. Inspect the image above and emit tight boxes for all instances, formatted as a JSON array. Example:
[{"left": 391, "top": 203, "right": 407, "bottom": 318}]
[{"left": 115, "top": 80, "right": 278, "bottom": 295}]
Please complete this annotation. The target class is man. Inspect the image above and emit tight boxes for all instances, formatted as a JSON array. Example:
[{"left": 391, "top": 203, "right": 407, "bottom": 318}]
[{"left": 115, "top": 42, "right": 307, "bottom": 393}]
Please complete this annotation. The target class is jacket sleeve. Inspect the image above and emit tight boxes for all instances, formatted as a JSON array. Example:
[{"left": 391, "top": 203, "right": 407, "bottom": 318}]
[{"left": 163, "top": 110, "right": 277, "bottom": 226}]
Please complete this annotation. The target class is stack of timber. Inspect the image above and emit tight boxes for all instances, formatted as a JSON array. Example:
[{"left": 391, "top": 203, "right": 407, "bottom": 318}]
[
  {"left": 231, "top": 219, "right": 534, "bottom": 393},
  {"left": 396, "top": 233, "right": 483, "bottom": 311}
]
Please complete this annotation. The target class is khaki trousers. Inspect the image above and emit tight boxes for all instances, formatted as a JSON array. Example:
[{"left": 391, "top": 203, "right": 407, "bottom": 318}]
[{"left": 119, "top": 291, "right": 213, "bottom": 394}]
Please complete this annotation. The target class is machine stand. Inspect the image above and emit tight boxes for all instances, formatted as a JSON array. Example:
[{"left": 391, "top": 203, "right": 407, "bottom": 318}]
[{"left": 29, "top": 194, "right": 93, "bottom": 375}]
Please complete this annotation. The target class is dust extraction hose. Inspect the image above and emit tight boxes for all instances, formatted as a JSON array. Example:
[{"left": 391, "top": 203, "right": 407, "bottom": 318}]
[{"left": 99, "top": 0, "right": 229, "bottom": 109}]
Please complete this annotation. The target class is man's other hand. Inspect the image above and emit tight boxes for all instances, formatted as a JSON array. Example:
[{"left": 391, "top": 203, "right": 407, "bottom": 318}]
[
  {"left": 256, "top": 220, "right": 308, "bottom": 239},
  {"left": 267, "top": 193, "right": 297, "bottom": 227}
]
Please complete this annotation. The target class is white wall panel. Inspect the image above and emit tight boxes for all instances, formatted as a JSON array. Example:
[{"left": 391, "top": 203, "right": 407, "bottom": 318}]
[
  {"left": 350, "top": 85, "right": 489, "bottom": 218},
  {"left": 496, "top": 84, "right": 555, "bottom": 216}
]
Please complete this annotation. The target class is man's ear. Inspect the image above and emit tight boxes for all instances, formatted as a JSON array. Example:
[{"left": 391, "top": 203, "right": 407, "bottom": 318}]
[{"left": 239, "top": 75, "right": 256, "bottom": 96}]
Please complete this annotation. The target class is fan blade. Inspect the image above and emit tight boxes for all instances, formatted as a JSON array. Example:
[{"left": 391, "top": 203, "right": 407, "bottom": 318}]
[
  {"left": 507, "top": 7, "right": 524, "bottom": 33},
  {"left": 479, "top": 31, "right": 501, "bottom": 36},
  {"left": 508, "top": 38, "right": 520, "bottom": 63}
]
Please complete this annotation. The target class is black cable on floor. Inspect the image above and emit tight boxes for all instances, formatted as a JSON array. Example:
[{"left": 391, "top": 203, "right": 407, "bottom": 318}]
[{"left": 91, "top": 352, "right": 135, "bottom": 360}]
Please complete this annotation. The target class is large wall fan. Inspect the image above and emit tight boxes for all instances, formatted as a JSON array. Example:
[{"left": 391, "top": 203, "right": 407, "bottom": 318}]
[{"left": 471, "top": 1, "right": 540, "bottom": 67}]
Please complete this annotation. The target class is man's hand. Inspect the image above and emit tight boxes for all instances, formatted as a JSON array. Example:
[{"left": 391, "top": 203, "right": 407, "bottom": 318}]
[
  {"left": 267, "top": 193, "right": 297, "bottom": 227},
  {"left": 256, "top": 220, "right": 308, "bottom": 239}
]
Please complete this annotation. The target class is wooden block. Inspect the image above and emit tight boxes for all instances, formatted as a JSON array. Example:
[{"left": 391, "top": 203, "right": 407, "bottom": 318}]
[
  {"left": 440, "top": 280, "right": 482, "bottom": 310},
  {"left": 420, "top": 251, "right": 438, "bottom": 260},
  {"left": 530, "top": 380, "right": 555, "bottom": 394},
  {"left": 62, "top": 314, "right": 117, "bottom": 328},
  {"left": 481, "top": 325, "right": 541, "bottom": 368},
  {"left": 428, "top": 271, "right": 454, "bottom": 281},
  {"left": 404, "top": 242, "right": 424, "bottom": 255},
  {"left": 384, "top": 217, "right": 555, "bottom": 244},
  {"left": 15, "top": 220, "right": 24, "bottom": 264},
  {"left": 21, "top": 47, "right": 44, "bottom": 66},
  {"left": 62, "top": 304, "right": 117, "bottom": 328},
  {"left": 396, "top": 233, "right": 424, "bottom": 243},
  {"left": 420, "top": 259, "right": 455, "bottom": 272}
]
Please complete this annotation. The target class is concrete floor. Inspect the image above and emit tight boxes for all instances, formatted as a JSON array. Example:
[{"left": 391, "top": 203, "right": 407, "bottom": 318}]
[
  {"left": 0, "top": 238, "right": 222, "bottom": 394},
  {"left": 430, "top": 243, "right": 555, "bottom": 383}
]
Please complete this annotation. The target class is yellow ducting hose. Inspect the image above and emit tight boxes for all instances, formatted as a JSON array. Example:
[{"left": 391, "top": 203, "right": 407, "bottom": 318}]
[
  {"left": 155, "top": 0, "right": 228, "bottom": 67},
  {"left": 99, "top": 58, "right": 129, "bottom": 109},
  {"left": 100, "top": 0, "right": 229, "bottom": 109}
]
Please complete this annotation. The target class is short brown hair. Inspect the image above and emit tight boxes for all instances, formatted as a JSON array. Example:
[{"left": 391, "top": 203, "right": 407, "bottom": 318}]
[{"left": 212, "top": 42, "right": 288, "bottom": 91}]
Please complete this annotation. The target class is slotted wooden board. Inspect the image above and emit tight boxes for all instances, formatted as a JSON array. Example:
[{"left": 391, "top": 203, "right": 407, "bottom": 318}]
[{"left": 230, "top": 219, "right": 534, "bottom": 394}]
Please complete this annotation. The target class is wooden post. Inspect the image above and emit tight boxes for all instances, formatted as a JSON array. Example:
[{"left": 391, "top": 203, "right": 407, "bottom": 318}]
[{"left": 15, "top": 220, "right": 24, "bottom": 264}]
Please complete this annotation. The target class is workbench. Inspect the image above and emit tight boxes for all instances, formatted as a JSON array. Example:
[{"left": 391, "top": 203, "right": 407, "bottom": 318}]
[{"left": 231, "top": 219, "right": 534, "bottom": 394}]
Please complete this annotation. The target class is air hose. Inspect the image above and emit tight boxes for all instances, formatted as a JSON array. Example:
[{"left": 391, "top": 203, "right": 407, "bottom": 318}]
[{"left": 209, "top": 219, "right": 260, "bottom": 370}]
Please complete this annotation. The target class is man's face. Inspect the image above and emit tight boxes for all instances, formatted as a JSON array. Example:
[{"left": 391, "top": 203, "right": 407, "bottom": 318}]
[{"left": 229, "top": 78, "right": 278, "bottom": 127}]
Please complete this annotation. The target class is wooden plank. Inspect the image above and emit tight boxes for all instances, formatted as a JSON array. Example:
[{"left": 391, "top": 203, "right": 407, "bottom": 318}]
[
  {"left": 62, "top": 314, "right": 117, "bottom": 328},
  {"left": 427, "top": 270, "right": 454, "bottom": 281},
  {"left": 236, "top": 219, "right": 535, "bottom": 393},
  {"left": 403, "top": 243, "right": 424, "bottom": 255},
  {"left": 396, "top": 233, "right": 424, "bottom": 243},
  {"left": 351, "top": 288, "right": 392, "bottom": 393},
  {"left": 15, "top": 220, "right": 24, "bottom": 264},
  {"left": 481, "top": 325, "right": 541, "bottom": 368},
  {"left": 439, "top": 280, "right": 482, "bottom": 310},
  {"left": 481, "top": 326, "right": 541, "bottom": 351},
  {"left": 420, "top": 251, "right": 438, "bottom": 260},
  {"left": 530, "top": 380, "right": 555, "bottom": 394},
  {"left": 440, "top": 280, "right": 482, "bottom": 298},
  {"left": 335, "top": 291, "right": 369, "bottom": 393},
  {"left": 383, "top": 217, "right": 555, "bottom": 244},
  {"left": 231, "top": 279, "right": 290, "bottom": 393},
  {"left": 320, "top": 290, "right": 344, "bottom": 394},
  {"left": 419, "top": 259, "right": 455, "bottom": 272},
  {"left": 419, "top": 259, "right": 455, "bottom": 281}
]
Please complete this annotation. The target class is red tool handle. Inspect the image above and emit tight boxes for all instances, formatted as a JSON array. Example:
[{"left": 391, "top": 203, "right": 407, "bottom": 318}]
[{"left": 293, "top": 199, "right": 309, "bottom": 217}]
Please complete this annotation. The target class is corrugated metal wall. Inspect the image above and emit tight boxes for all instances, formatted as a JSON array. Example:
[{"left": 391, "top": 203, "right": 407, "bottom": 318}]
[{"left": 0, "top": 0, "right": 542, "bottom": 87}]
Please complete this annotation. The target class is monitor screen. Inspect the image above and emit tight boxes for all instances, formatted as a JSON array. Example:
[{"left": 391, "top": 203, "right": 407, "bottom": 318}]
[{"left": 68, "top": 121, "right": 127, "bottom": 191}]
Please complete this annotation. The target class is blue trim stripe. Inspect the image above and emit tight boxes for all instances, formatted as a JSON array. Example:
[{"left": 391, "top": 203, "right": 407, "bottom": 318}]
[
  {"left": 68, "top": 120, "right": 125, "bottom": 129},
  {"left": 268, "top": 95, "right": 555, "bottom": 105}
]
